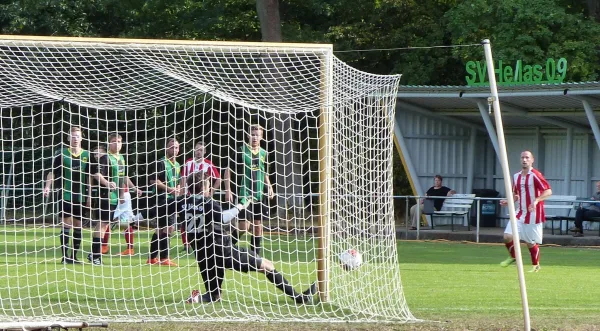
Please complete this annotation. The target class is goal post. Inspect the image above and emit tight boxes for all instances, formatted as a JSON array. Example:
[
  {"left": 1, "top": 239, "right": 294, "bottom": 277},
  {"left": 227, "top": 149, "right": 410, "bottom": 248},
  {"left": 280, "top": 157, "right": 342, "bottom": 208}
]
[{"left": 0, "top": 35, "right": 408, "bottom": 323}]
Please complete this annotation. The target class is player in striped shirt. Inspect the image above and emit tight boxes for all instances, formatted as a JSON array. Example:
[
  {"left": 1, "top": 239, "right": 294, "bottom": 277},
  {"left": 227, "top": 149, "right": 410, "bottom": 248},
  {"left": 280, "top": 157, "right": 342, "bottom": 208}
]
[
  {"left": 500, "top": 151, "right": 552, "bottom": 273},
  {"left": 179, "top": 141, "right": 221, "bottom": 252},
  {"left": 43, "top": 126, "right": 89, "bottom": 264}
]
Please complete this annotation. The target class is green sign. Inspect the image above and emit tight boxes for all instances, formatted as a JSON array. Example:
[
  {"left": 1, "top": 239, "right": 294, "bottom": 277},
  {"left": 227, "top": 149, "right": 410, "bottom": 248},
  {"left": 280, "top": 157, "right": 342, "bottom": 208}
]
[{"left": 465, "top": 58, "right": 567, "bottom": 86}]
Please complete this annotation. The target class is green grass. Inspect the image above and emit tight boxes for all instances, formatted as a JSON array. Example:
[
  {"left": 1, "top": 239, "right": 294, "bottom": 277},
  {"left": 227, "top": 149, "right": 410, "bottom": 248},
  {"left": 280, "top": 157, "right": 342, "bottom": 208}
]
[
  {"left": 2, "top": 226, "right": 600, "bottom": 330},
  {"left": 399, "top": 240, "right": 600, "bottom": 329}
]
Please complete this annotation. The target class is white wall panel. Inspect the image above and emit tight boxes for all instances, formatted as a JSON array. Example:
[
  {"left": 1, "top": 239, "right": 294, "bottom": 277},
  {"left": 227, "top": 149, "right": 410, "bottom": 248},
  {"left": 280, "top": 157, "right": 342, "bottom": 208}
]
[{"left": 396, "top": 110, "right": 596, "bottom": 199}]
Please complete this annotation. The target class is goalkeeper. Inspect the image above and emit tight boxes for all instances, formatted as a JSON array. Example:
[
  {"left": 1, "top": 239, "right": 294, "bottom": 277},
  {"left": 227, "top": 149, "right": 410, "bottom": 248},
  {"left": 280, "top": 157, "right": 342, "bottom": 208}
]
[{"left": 179, "top": 172, "right": 316, "bottom": 304}]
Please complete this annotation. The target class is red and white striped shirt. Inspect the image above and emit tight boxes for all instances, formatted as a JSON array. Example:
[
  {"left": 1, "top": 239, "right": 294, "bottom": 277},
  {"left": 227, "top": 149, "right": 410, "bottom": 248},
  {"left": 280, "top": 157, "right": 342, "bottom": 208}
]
[
  {"left": 513, "top": 168, "right": 551, "bottom": 224},
  {"left": 182, "top": 158, "right": 221, "bottom": 179}
]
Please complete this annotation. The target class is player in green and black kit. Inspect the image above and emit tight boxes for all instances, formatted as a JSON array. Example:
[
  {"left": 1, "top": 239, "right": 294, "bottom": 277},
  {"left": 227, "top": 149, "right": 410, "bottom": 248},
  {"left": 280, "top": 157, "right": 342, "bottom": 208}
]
[
  {"left": 43, "top": 126, "right": 90, "bottom": 264},
  {"left": 225, "top": 125, "right": 275, "bottom": 256},
  {"left": 147, "top": 137, "right": 181, "bottom": 266},
  {"left": 89, "top": 133, "right": 142, "bottom": 265}
]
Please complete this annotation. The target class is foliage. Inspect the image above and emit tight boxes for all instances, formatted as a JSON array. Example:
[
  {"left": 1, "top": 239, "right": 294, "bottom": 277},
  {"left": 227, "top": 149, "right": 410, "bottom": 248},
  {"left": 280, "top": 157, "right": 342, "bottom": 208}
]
[
  {"left": 3, "top": 0, "right": 600, "bottom": 196},
  {"left": 445, "top": 0, "right": 600, "bottom": 82}
]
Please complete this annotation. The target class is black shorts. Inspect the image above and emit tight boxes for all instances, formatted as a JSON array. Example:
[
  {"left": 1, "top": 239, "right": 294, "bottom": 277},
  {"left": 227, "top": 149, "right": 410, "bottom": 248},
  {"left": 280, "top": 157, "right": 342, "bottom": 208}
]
[
  {"left": 153, "top": 198, "right": 178, "bottom": 228},
  {"left": 239, "top": 200, "right": 269, "bottom": 222},
  {"left": 189, "top": 232, "right": 262, "bottom": 273},
  {"left": 98, "top": 200, "right": 117, "bottom": 222},
  {"left": 59, "top": 200, "right": 85, "bottom": 219}
]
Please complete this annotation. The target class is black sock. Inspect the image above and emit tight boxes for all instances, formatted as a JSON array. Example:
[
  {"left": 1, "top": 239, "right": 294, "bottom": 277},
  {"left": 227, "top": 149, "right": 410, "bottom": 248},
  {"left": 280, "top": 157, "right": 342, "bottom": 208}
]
[
  {"left": 72, "top": 229, "right": 82, "bottom": 260},
  {"left": 149, "top": 232, "right": 159, "bottom": 259},
  {"left": 159, "top": 235, "right": 170, "bottom": 260},
  {"left": 265, "top": 269, "right": 301, "bottom": 302},
  {"left": 92, "top": 237, "right": 101, "bottom": 260},
  {"left": 251, "top": 236, "right": 262, "bottom": 256},
  {"left": 60, "top": 228, "right": 71, "bottom": 259}
]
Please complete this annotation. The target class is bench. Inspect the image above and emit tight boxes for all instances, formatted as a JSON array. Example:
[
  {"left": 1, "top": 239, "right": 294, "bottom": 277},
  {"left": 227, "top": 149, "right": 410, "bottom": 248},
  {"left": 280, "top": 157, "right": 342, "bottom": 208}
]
[
  {"left": 584, "top": 217, "right": 600, "bottom": 236},
  {"left": 543, "top": 195, "right": 577, "bottom": 235},
  {"left": 429, "top": 194, "right": 475, "bottom": 231}
]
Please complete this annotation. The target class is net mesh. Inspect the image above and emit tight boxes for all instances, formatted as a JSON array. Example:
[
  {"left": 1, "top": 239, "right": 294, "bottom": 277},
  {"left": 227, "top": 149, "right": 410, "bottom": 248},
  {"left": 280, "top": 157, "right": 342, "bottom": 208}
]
[{"left": 0, "top": 37, "right": 410, "bottom": 323}]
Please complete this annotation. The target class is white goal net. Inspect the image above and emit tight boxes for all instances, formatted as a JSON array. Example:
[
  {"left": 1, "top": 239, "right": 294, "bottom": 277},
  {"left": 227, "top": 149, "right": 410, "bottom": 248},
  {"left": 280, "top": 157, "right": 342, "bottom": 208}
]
[{"left": 0, "top": 36, "right": 410, "bottom": 323}]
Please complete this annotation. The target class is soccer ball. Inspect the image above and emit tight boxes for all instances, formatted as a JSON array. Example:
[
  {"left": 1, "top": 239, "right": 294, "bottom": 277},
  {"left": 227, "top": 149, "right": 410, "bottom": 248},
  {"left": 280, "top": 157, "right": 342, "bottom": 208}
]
[{"left": 339, "top": 249, "right": 363, "bottom": 271}]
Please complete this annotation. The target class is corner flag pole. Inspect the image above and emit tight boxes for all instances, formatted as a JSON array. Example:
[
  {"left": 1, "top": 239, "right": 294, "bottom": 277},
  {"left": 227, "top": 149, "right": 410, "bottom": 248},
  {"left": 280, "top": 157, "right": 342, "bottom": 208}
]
[{"left": 482, "top": 39, "right": 531, "bottom": 331}]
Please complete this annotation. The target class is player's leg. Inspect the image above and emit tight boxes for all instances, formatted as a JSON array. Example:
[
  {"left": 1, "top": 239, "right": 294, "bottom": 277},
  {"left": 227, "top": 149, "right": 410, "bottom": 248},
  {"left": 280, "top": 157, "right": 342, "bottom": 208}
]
[
  {"left": 147, "top": 201, "right": 161, "bottom": 264},
  {"left": 157, "top": 223, "right": 176, "bottom": 266},
  {"left": 158, "top": 199, "right": 178, "bottom": 265},
  {"left": 90, "top": 200, "right": 113, "bottom": 265},
  {"left": 187, "top": 234, "right": 223, "bottom": 303},
  {"left": 70, "top": 205, "right": 83, "bottom": 263},
  {"left": 101, "top": 225, "right": 110, "bottom": 254},
  {"left": 500, "top": 221, "right": 516, "bottom": 267},
  {"left": 121, "top": 222, "right": 136, "bottom": 255},
  {"left": 524, "top": 223, "right": 543, "bottom": 272},
  {"left": 249, "top": 202, "right": 268, "bottom": 255},
  {"left": 89, "top": 221, "right": 107, "bottom": 265},
  {"left": 233, "top": 246, "right": 316, "bottom": 304},
  {"left": 231, "top": 219, "right": 249, "bottom": 246},
  {"left": 58, "top": 201, "right": 74, "bottom": 263},
  {"left": 180, "top": 223, "right": 190, "bottom": 253}
]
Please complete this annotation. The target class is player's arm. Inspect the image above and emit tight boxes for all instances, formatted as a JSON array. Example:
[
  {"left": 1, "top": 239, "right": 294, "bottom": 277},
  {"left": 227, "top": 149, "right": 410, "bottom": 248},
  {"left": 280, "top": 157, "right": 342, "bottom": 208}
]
[
  {"left": 93, "top": 156, "right": 117, "bottom": 190},
  {"left": 264, "top": 173, "right": 274, "bottom": 199},
  {"left": 151, "top": 161, "right": 178, "bottom": 196},
  {"left": 85, "top": 162, "right": 95, "bottom": 207},
  {"left": 180, "top": 161, "right": 189, "bottom": 194},
  {"left": 217, "top": 199, "right": 251, "bottom": 225},
  {"left": 210, "top": 165, "right": 221, "bottom": 197},
  {"left": 125, "top": 176, "right": 142, "bottom": 196},
  {"left": 264, "top": 153, "right": 275, "bottom": 199},
  {"left": 179, "top": 176, "right": 187, "bottom": 195},
  {"left": 535, "top": 189, "right": 552, "bottom": 204},
  {"left": 224, "top": 149, "right": 240, "bottom": 202},
  {"left": 153, "top": 178, "right": 177, "bottom": 195},
  {"left": 43, "top": 154, "right": 61, "bottom": 197}
]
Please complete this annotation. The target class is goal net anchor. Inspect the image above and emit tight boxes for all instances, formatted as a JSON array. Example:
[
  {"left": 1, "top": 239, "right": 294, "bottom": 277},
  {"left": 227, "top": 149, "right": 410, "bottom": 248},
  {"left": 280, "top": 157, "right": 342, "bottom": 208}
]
[{"left": 0, "top": 321, "right": 108, "bottom": 331}]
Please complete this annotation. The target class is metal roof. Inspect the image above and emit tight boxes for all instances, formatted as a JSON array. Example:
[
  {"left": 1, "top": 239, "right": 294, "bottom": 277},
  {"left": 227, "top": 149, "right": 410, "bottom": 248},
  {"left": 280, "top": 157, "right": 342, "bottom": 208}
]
[{"left": 397, "top": 82, "right": 600, "bottom": 130}]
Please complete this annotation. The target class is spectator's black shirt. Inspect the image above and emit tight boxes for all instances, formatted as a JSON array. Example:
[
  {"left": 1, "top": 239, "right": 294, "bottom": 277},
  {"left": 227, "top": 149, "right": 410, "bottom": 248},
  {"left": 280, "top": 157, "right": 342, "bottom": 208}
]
[{"left": 426, "top": 186, "right": 452, "bottom": 211}]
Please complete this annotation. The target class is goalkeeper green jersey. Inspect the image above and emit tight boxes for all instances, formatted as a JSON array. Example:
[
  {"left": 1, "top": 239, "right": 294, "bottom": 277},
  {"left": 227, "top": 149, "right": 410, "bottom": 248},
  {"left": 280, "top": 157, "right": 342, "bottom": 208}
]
[{"left": 51, "top": 148, "right": 90, "bottom": 203}]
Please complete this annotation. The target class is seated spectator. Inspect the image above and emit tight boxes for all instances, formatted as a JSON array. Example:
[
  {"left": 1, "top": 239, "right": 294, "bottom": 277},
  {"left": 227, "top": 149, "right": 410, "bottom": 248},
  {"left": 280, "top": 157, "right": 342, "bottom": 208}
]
[
  {"left": 409, "top": 175, "right": 456, "bottom": 230},
  {"left": 570, "top": 181, "right": 600, "bottom": 237}
]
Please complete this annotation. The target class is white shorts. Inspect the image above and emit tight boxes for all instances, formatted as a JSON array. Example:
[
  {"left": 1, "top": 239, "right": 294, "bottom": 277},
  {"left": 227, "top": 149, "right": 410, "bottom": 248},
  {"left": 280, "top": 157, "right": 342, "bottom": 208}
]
[{"left": 504, "top": 220, "right": 544, "bottom": 245}]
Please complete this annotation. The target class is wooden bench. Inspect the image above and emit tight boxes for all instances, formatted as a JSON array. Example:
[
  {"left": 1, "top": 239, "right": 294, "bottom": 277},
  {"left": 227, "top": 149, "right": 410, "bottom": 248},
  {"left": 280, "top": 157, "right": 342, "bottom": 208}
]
[
  {"left": 544, "top": 195, "right": 577, "bottom": 235},
  {"left": 429, "top": 194, "right": 475, "bottom": 231}
]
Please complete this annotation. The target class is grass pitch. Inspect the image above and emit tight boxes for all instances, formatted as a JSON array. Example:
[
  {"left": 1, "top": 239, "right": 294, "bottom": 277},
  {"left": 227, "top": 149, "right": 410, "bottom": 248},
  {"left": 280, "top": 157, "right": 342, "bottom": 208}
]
[{"left": 1, "top": 225, "right": 600, "bottom": 330}]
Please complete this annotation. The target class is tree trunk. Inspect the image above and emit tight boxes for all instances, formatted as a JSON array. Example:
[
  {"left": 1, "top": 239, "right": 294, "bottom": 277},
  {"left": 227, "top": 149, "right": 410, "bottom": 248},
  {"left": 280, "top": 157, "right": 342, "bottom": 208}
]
[
  {"left": 256, "top": 0, "right": 305, "bottom": 221},
  {"left": 588, "top": 0, "right": 600, "bottom": 21},
  {"left": 256, "top": 0, "right": 282, "bottom": 42}
]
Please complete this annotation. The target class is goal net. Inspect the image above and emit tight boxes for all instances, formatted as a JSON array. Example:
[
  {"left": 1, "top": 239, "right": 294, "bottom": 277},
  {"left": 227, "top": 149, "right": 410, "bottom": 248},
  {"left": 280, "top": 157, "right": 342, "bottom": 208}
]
[{"left": 0, "top": 36, "right": 410, "bottom": 323}]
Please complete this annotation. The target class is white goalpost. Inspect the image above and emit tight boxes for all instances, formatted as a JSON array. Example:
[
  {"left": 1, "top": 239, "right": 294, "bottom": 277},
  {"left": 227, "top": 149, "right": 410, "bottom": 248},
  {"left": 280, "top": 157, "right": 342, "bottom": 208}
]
[{"left": 0, "top": 35, "right": 410, "bottom": 323}]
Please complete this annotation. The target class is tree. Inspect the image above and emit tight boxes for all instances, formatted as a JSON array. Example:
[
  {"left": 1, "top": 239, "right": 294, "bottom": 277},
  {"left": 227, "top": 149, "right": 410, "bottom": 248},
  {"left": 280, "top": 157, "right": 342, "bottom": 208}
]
[{"left": 445, "top": 0, "right": 600, "bottom": 82}]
